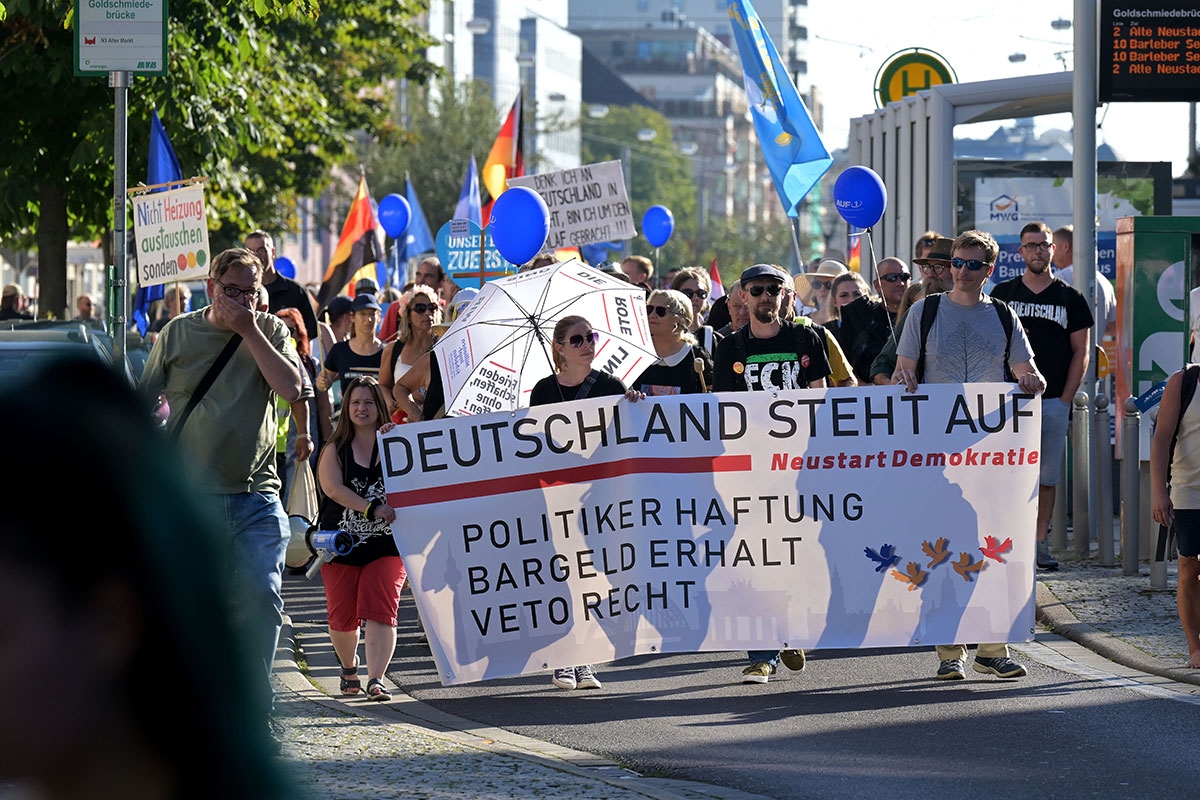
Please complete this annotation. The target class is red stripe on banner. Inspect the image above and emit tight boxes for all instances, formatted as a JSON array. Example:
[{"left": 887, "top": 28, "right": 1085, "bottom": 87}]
[{"left": 387, "top": 454, "right": 752, "bottom": 507}]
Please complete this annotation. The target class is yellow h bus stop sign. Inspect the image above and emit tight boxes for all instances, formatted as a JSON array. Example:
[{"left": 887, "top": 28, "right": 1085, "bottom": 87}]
[{"left": 875, "top": 49, "right": 956, "bottom": 108}]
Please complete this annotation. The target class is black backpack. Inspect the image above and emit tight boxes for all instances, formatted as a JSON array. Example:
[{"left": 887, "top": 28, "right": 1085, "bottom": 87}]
[{"left": 915, "top": 294, "right": 1015, "bottom": 382}]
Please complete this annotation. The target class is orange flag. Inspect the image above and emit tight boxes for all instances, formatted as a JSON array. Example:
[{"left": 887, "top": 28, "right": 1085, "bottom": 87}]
[
  {"left": 480, "top": 91, "right": 525, "bottom": 224},
  {"left": 316, "top": 175, "right": 382, "bottom": 311}
]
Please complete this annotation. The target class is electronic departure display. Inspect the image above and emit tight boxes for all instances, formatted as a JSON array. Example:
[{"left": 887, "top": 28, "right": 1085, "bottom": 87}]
[{"left": 1099, "top": 1, "right": 1200, "bottom": 102}]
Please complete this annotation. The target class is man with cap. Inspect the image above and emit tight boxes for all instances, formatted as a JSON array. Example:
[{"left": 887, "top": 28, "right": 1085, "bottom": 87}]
[
  {"left": 837, "top": 257, "right": 911, "bottom": 384},
  {"left": 245, "top": 230, "right": 319, "bottom": 342},
  {"left": 355, "top": 276, "right": 380, "bottom": 296},
  {"left": 713, "top": 263, "right": 831, "bottom": 684},
  {"left": 869, "top": 237, "right": 955, "bottom": 384},
  {"left": 0, "top": 284, "right": 33, "bottom": 321}
]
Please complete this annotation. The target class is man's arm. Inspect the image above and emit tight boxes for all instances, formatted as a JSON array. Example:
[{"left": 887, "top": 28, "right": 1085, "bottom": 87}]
[
  {"left": 1060, "top": 327, "right": 1091, "bottom": 401},
  {"left": 1009, "top": 359, "right": 1047, "bottom": 395},
  {"left": 1151, "top": 369, "right": 1183, "bottom": 528}
]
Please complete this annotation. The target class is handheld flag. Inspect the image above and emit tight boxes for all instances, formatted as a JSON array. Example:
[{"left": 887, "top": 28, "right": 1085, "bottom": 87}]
[
  {"left": 454, "top": 155, "right": 483, "bottom": 226},
  {"left": 402, "top": 175, "right": 435, "bottom": 260},
  {"left": 480, "top": 91, "right": 525, "bottom": 224},
  {"left": 133, "top": 109, "right": 182, "bottom": 335},
  {"left": 316, "top": 175, "right": 382, "bottom": 310},
  {"left": 708, "top": 258, "right": 725, "bottom": 301},
  {"left": 728, "top": 0, "right": 832, "bottom": 217},
  {"left": 848, "top": 236, "right": 862, "bottom": 272}
]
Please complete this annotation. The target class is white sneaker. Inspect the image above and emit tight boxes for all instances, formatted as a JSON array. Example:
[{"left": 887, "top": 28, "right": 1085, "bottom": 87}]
[
  {"left": 552, "top": 667, "right": 577, "bottom": 690},
  {"left": 574, "top": 664, "right": 602, "bottom": 690}
]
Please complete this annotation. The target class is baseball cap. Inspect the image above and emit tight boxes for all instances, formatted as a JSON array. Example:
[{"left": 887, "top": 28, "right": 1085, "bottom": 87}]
[
  {"left": 451, "top": 286, "right": 479, "bottom": 316},
  {"left": 354, "top": 277, "right": 379, "bottom": 295},
  {"left": 325, "top": 295, "right": 353, "bottom": 321},
  {"left": 739, "top": 264, "right": 788, "bottom": 286},
  {"left": 352, "top": 293, "right": 381, "bottom": 313}
]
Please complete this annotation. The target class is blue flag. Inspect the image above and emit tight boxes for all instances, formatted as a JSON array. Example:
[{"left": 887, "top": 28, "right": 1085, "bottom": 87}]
[
  {"left": 453, "top": 155, "right": 483, "bottom": 226},
  {"left": 134, "top": 110, "right": 184, "bottom": 335},
  {"left": 728, "top": 0, "right": 832, "bottom": 217},
  {"left": 402, "top": 176, "right": 435, "bottom": 260}
]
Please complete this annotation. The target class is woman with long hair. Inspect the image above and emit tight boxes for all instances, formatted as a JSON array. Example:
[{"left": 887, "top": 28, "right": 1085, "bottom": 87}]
[
  {"left": 633, "top": 289, "right": 713, "bottom": 395},
  {"left": 529, "top": 316, "right": 643, "bottom": 690},
  {"left": 384, "top": 285, "right": 443, "bottom": 423},
  {"left": 822, "top": 272, "right": 874, "bottom": 339},
  {"left": 315, "top": 376, "right": 404, "bottom": 702}
]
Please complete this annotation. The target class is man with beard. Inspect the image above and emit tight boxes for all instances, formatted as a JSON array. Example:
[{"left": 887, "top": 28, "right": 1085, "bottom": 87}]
[
  {"left": 713, "top": 264, "right": 830, "bottom": 684},
  {"left": 990, "top": 221, "right": 1092, "bottom": 572},
  {"left": 870, "top": 237, "right": 956, "bottom": 384}
]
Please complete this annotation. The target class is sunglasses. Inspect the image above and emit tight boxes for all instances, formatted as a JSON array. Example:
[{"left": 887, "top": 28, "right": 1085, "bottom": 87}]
[
  {"left": 646, "top": 304, "right": 670, "bottom": 318},
  {"left": 950, "top": 257, "right": 991, "bottom": 272},
  {"left": 567, "top": 330, "right": 600, "bottom": 348},
  {"left": 680, "top": 288, "right": 708, "bottom": 299},
  {"left": 410, "top": 302, "right": 436, "bottom": 314},
  {"left": 746, "top": 284, "right": 783, "bottom": 297},
  {"left": 810, "top": 279, "right": 831, "bottom": 291},
  {"left": 879, "top": 272, "right": 911, "bottom": 283}
]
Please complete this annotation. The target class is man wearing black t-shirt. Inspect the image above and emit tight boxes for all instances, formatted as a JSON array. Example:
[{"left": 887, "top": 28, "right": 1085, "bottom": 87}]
[
  {"left": 246, "top": 230, "right": 319, "bottom": 342},
  {"left": 713, "top": 264, "right": 831, "bottom": 685},
  {"left": 990, "top": 221, "right": 1093, "bottom": 572}
]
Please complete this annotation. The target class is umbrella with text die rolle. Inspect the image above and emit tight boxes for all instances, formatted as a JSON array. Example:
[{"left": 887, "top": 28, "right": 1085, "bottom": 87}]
[{"left": 432, "top": 260, "right": 658, "bottom": 417}]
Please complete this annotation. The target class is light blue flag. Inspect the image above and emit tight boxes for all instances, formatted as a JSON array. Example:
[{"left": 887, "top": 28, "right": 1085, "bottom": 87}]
[
  {"left": 728, "top": 0, "right": 832, "bottom": 217},
  {"left": 133, "top": 110, "right": 183, "bottom": 335},
  {"left": 453, "top": 155, "right": 483, "bottom": 226}
]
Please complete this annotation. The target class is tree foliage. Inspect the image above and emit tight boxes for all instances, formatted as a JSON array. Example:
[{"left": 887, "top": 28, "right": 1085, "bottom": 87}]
[
  {"left": 0, "top": 0, "right": 436, "bottom": 316},
  {"left": 361, "top": 75, "right": 510, "bottom": 235}
]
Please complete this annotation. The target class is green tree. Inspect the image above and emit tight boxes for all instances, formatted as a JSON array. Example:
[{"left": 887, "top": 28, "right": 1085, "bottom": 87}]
[
  {"left": 581, "top": 104, "right": 697, "bottom": 275},
  {"left": 0, "top": 0, "right": 435, "bottom": 317},
  {"left": 361, "top": 74, "right": 511, "bottom": 235}
]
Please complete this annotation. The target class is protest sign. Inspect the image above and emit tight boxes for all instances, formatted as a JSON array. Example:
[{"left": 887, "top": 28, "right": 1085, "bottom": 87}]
[
  {"left": 382, "top": 384, "right": 1040, "bottom": 686},
  {"left": 435, "top": 219, "right": 515, "bottom": 288},
  {"left": 508, "top": 160, "right": 635, "bottom": 250},
  {"left": 130, "top": 183, "right": 211, "bottom": 288}
]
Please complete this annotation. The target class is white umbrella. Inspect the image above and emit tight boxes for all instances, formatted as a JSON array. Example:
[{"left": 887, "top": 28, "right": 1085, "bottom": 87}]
[{"left": 432, "top": 259, "right": 658, "bottom": 417}]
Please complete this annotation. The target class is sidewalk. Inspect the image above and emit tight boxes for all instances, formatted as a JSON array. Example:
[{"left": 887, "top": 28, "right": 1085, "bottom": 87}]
[{"left": 271, "top": 552, "right": 1198, "bottom": 799}]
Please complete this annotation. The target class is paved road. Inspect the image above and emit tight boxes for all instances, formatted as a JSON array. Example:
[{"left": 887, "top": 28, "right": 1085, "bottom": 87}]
[{"left": 283, "top": 572, "right": 1199, "bottom": 800}]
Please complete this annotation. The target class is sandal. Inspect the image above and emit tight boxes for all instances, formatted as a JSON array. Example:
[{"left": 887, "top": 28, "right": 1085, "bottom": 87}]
[
  {"left": 339, "top": 657, "right": 361, "bottom": 696},
  {"left": 366, "top": 678, "right": 392, "bottom": 702}
]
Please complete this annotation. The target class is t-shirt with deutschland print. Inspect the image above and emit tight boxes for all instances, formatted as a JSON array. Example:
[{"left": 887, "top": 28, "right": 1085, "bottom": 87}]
[{"left": 713, "top": 320, "right": 831, "bottom": 392}]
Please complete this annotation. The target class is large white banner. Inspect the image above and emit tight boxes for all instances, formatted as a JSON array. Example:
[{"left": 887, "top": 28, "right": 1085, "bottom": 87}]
[{"left": 383, "top": 384, "right": 1041, "bottom": 685}]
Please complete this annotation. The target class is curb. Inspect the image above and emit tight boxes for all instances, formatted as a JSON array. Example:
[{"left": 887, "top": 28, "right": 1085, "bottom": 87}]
[{"left": 1035, "top": 580, "right": 1200, "bottom": 687}]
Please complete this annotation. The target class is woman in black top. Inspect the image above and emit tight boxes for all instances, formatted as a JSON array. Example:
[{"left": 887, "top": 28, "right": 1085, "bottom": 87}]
[
  {"left": 529, "top": 315, "right": 643, "bottom": 690},
  {"left": 633, "top": 289, "right": 714, "bottom": 395},
  {"left": 317, "top": 293, "right": 387, "bottom": 415},
  {"left": 315, "top": 375, "right": 404, "bottom": 702}
]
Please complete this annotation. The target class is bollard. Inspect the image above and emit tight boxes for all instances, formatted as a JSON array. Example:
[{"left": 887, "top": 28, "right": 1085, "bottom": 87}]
[
  {"left": 1095, "top": 394, "right": 1114, "bottom": 566},
  {"left": 1072, "top": 391, "right": 1092, "bottom": 556},
  {"left": 1120, "top": 397, "right": 1141, "bottom": 575},
  {"left": 1052, "top": 452, "right": 1068, "bottom": 552}
]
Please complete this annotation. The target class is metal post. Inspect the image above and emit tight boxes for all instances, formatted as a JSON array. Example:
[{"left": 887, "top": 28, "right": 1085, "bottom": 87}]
[
  {"left": 1120, "top": 397, "right": 1141, "bottom": 575},
  {"left": 1052, "top": 450, "right": 1068, "bottom": 552},
  {"left": 1095, "top": 394, "right": 1113, "bottom": 565},
  {"left": 1072, "top": 391, "right": 1092, "bottom": 556},
  {"left": 110, "top": 70, "right": 131, "bottom": 362}
]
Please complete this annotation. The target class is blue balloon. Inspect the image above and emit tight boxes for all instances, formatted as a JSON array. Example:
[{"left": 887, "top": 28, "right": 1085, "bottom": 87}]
[
  {"left": 488, "top": 187, "right": 550, "bottom": 265},
  {"left": 274, "top": 256, "right": 296, "bottom": 279},
  {"left": 641, "top": 205, "right": 674, "bottom": 248},
  {"left": 833, "top": 166, "right": 887, "bottom": 229},
  {"left": 378, "top": 193, "right": 412, "bottom": 239}
]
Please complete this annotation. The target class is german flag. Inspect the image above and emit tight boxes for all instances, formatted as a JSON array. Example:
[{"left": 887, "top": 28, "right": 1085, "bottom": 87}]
[
  {"left": 316, "top": 175, "right": 382, "bottom": 311},
  {"left": 480, "top": 90, "right": 524, "bottom": 225}
]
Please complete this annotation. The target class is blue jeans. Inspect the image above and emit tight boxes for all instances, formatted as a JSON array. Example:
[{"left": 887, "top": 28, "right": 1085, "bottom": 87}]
[
  {"left": 748, "top": 650, "right": 780, "bottom": 666},
  {"left": 203, "top": 492, "right": 289, "bottom": 710}
]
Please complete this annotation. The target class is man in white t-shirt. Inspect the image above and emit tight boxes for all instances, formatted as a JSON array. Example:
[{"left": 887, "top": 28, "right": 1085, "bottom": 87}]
[{"left": 1053, "top": 225, "right": 1116, "bottom": 340}]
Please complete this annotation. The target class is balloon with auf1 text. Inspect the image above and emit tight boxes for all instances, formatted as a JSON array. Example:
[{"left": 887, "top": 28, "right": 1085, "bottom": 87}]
[
  {"left": 274, "top": 256, "right": 296, "bottom": 279},
  {"left": 489, "top": 187, "right": 550, "bottom": 265},
  {"left": 378, "top": 193, "right": 412, "bottom": 239},
  {"left": 833, "top": 166, "right": 887, "bottom": 229},
  {"left": 641, "top": 205, "right": 674, "bottom": 247}
]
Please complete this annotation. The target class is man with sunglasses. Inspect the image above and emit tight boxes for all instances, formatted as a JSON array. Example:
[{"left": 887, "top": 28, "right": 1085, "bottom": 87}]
[
  {"left": 893, "top": 230, "right": 1045, "bottom": 682},
  {"left": 989, "top": 221, "right": 1093, "bottom": 573},
  {"left": 838, "top": 257, "right": 911, "bottom": 383},
  {"left": 714, "top": 264, "right": 830, "bottom": 684},
  {"left": 868, "top": 238, "right": 956, "bottom": 385},
  {"left": 140, "top": 248, "right": 304, "bottom": 736}
]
